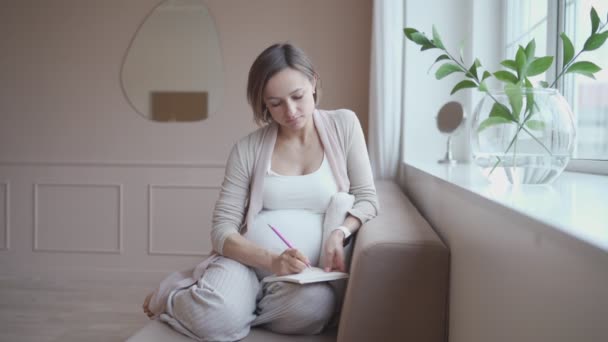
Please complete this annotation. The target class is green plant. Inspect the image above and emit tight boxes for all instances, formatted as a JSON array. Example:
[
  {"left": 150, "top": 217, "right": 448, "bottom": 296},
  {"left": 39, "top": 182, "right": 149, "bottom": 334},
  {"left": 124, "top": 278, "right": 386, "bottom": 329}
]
[{"left": 403, "top": 6, "right": 608, "bottom": 174}]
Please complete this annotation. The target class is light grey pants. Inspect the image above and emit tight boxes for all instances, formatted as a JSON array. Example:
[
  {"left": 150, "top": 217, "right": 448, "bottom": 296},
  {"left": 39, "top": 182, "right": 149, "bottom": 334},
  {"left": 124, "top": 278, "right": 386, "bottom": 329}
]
[{"left": 160, "top": 257, "right": 336, "bottom": 342}]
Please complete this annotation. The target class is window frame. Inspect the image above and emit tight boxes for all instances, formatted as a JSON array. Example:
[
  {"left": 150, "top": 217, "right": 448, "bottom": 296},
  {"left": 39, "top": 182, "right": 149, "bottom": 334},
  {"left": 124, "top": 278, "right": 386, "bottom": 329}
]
[
  {"left": 504, "top": 0, "right": 608, "bottom": 175},
  {"left": 556, "top": 0, "right": 608, "bottom": 174}
]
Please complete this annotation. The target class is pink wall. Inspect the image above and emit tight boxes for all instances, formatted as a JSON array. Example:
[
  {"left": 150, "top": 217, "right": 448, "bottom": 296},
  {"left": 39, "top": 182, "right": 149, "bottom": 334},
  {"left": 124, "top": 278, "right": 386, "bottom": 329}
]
[
  {"left": 0, "top": 0, "right": 372, "bottom": 164},
  {"left": 0, "top": 0, "right": 372, "bottom": 282}
]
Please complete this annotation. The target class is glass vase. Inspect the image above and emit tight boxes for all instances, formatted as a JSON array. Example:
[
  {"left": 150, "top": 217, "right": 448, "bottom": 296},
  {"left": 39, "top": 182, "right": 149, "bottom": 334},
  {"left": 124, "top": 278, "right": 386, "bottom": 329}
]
[{"left": 470, "top": 88, "right": 576, "bottom": 185}]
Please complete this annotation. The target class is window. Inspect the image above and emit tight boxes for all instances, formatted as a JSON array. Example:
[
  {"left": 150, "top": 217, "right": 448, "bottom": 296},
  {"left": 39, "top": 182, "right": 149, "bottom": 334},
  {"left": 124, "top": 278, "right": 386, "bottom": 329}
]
[
  {"left": 505, "top": 1, "right": 549, "bottom": 63},
  {"left": 563, "top": 0, "right": 608, "bottom": 160},
  {"left": 504, "top": 0, "right": 608, "bottom": 173}
]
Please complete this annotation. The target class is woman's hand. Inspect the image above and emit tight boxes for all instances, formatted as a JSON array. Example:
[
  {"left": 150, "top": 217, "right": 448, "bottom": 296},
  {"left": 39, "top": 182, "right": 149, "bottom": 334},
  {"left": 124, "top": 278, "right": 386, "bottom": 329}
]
[
  {"left": 143, "top": 292, "right": 154, "bottom": 319},
  {"left": 271, "top": 248, "right": 310, "bottom": 276},
  {"left": 322, "top": 230, "right": 346, "bottom": 272}
]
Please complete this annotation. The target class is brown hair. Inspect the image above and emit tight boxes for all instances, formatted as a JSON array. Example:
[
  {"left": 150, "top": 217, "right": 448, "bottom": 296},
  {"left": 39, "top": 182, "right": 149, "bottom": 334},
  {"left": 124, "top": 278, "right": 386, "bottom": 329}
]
[{"left": 247, "top": 43, "right": 321, "bottom": 126}]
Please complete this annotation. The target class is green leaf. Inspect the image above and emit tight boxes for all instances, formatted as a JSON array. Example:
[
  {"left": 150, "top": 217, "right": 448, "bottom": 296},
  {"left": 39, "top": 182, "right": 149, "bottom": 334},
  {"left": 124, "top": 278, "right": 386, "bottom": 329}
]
[
  {"left": 482, "top": 71, "right": 492, "bottom": 81},
  {"left": 539, "top": 81, "right": 550, "bottom": 88},
  {"left": 478, "top": 81, "right": 488, "bottom": 92},
  {"left": 435, "top": 63, "right": 462, "bottom": 79},
  {"left": 505, "top": 83, "right": 523, "bottom": 121},
  {"left": 427, "top": 54, "right": 451, "bottom": 73},
  {"left": 591, "top": 7, "right": 600, "bottom": 34},
  {"left": 525, "top": 120, "right": 546, "bottom": 131},
  {"left": 459, "top": 40, "right": 465, "bottom": 63},
  {"left": 404, "top": 28, "right": 418, "bottom": 41},
  {"left": 571, "top": 72, "right": 597, "bottom": 80},
  {"left": 405, "top": 29, "right": 432, "bottom": 47},
  {"left": 501, "top": 59, "right": 518, "bottom": 71},
  {"left": 468, "top": 59, "right": 481, "bottom": 79},
  {"left": 432, "top": 25, "right": 445, "bottom": 49},
  {"left": 527, "top": 56, "right": 554, "bottom": 76},
  {"left": 420, "top": 44, "right": 435, "bottom": 51},
  {"left": 493, "top": 70, "right": 518, "bottom": 84},
  {"left": 410, "top": 32, "right": 433, "bottom": 46},
  {"left": 525, "top": 39, "right": 536, "bottom": 60},
  {"left": 524, "top": 78, "right": 535, "bottom": 117},
  {"left": 434, "top": 54, "right": 450, "bottom": 63},
  {"left": 450, "top": 80, "right": 477, "bottom": 95},
  {"left": 566, "top": 61, "right": 601, "bottom": 75},
  {"left": 583, "top": 31, "right": 608, "bottom": 51},
  {"left": 515, "top": 46, "right": 527, "bottom": 79},
  {"left": 477, "top": 117, "right": 512, "bottom": 132},
  {"left": 560, "top": 33, "right": 575, "bottom": 67},
  {"left": 489, "top": 102, "right": 513, "bottom": 121}
]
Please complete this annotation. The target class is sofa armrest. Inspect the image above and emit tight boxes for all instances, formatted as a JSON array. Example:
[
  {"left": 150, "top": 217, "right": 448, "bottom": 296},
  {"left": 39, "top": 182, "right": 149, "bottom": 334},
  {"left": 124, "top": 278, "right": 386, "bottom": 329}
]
[{"left": 337, "top": 181, "right": 449, "bottom": 342}]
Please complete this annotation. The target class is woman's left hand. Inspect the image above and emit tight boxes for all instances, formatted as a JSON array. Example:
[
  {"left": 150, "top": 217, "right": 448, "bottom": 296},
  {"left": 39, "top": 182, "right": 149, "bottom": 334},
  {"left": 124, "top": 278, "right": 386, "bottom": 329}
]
[{"left": 322, "top": 230, "right": 346, "bottom": 272}]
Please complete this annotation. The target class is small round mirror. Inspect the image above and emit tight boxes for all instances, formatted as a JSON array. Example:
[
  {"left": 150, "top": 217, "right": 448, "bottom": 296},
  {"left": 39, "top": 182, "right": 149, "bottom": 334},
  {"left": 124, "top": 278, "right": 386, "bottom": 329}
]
[
  {"left": 436, "top": 101, "right": 465, "bottom": 164},
  {"left": 436, "top": 101, "right": 464, "bottom": 134}
]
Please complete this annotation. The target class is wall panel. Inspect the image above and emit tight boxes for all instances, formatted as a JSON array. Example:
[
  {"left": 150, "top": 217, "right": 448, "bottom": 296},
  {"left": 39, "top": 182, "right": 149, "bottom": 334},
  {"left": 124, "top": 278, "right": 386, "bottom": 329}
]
[{"left": 34, "top": 183, "right": 123, "bottom": 253}]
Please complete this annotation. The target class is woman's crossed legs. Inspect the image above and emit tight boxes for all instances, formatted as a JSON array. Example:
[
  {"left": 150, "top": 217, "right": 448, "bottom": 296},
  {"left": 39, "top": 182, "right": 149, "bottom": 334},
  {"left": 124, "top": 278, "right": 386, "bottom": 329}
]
[{"left": 160, "top": 257, "right": 336, "bottom": 341}]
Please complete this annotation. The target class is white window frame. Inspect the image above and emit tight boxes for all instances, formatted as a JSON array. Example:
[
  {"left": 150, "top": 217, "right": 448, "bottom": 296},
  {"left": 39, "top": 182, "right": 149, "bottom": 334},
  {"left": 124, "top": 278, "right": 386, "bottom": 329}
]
[
  {"left": 504, "top": 0, "right": 608, "bottom": 175},
  {"left": 557, "top": 0, "right": 608, "bottom": 175}
]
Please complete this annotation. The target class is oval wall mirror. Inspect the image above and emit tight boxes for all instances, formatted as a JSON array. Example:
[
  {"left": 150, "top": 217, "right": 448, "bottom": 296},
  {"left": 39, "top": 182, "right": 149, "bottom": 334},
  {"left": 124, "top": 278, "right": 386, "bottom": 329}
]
[{"left": 121, "top": 0, "right": 224, "bottom": 122}]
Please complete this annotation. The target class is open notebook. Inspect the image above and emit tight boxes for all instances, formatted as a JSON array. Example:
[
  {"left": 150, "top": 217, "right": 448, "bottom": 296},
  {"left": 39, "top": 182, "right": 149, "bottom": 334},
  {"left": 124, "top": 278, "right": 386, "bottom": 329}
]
[{"left": 261, "top": 267, "right": 349, "bottom": 285}]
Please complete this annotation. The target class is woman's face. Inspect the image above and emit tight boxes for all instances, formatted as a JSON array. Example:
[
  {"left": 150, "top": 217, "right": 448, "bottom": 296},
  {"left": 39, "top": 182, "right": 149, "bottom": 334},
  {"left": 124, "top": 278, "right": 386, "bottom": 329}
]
[{"left": 263, "top": 68, "right": 317, "bottom": 132}]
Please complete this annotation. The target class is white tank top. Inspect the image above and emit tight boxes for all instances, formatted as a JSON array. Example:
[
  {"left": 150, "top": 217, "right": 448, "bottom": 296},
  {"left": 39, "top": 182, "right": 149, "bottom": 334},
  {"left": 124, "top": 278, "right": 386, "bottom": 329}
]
[
  {"left": 263, "top": 154, "right": 338, "bottom": 212},
  {"left": 243, "top": 154, "right": 338, "bottom": 279}
]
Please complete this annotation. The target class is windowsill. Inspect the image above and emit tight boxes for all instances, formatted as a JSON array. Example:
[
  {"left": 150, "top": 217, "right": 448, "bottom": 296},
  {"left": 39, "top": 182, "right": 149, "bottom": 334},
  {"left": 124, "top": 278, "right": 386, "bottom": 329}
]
[{"left": 402, "top": 160, "right": 608, "bottom": 253}]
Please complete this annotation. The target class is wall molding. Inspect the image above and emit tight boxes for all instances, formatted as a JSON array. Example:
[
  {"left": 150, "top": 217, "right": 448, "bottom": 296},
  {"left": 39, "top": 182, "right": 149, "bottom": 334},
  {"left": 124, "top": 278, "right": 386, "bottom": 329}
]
[
  {"left": 0, "top": 181, "right": 9, "bottom": 251},
  {"left": 33, "top": 182, "right": 124, "bottom": 254},
  {"left": 148, "top": 184, "right": 220, "bottom": 256},
  {"left": 0, "top": 160, "right": 226, "bottom": 169}
]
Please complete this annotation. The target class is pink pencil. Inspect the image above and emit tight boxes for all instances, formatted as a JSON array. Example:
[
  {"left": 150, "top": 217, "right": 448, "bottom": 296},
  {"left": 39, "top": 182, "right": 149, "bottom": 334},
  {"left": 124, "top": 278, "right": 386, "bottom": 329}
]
[
  {"left": 267, "top": 224, "right": 311, "bottom": 267},
  {"left": 267, "top": 224, "right": 294, "bottom": 248}
]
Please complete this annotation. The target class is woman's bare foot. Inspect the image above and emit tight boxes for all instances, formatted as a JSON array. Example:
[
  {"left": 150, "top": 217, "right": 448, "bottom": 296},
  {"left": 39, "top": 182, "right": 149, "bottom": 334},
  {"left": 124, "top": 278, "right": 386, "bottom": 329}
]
[{"left": 143, "top": 292, "right": 154, "bottom": 319}]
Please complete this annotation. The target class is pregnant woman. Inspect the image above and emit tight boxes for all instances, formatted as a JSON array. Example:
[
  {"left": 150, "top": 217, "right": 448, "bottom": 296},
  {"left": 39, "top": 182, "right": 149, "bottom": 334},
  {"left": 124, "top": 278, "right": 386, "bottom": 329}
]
[{"left": 143, "top": 42, "right": 378, "bottom": 341}]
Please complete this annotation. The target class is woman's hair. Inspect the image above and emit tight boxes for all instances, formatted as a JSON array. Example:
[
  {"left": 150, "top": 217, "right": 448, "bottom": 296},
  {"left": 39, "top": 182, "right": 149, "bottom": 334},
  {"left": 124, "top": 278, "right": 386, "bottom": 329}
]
[{"left": 247, "top": 43, "right": 321, "bottom": 126}]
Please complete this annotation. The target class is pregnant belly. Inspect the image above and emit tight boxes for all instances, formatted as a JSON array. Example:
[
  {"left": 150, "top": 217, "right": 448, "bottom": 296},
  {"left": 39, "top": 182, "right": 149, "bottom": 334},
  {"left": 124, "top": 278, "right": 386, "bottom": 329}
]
[{"left": 244, "top": 209, "right": 324, "bottom": 279}]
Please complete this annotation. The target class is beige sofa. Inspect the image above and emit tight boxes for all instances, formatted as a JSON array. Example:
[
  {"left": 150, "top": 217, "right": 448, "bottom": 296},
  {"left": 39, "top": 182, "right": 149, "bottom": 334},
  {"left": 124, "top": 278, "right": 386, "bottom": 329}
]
[{"left": 127, "top": 181, "right": 449, "bottom": 342}]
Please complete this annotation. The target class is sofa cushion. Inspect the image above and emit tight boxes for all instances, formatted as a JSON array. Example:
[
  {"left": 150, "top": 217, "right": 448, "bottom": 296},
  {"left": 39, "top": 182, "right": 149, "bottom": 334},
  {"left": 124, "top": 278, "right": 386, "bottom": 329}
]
[
  {"left": 336, "top": 181, "right": 449, "bottom": 342},
  {"left": 126, "top": 320, "right": 336, "bottom": 342}
]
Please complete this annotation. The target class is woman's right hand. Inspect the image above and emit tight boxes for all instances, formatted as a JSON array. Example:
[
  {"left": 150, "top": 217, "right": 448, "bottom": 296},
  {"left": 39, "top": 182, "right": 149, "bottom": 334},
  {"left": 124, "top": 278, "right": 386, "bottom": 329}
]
[
  {"left": 143, "top": 292, "right": 154, "bottom": 319},
  {"left": 271, "top": 248, "right": 310, "bottom": 276}
]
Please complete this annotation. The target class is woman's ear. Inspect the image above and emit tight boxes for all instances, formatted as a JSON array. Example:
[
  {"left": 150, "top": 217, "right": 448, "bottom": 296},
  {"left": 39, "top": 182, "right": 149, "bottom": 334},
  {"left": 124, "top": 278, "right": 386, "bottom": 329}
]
[{"left": 311, "top": 75, "right": 318, "bottom": 93}]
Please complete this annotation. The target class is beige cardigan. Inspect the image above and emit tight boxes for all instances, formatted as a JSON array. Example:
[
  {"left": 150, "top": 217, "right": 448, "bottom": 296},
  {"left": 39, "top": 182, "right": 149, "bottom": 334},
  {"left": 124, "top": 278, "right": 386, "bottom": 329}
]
[
  {"left": 148, "top": 108, "right": 379, "bottom": 317},
  {"left": 212, "top": 108, "right": 379, "bottom": 254}
]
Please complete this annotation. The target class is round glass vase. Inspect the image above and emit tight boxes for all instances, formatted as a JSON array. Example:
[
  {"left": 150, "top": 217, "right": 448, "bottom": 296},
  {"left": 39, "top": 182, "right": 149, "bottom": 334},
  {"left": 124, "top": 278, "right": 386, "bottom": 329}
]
[{"left": 470, "top": 88, "right": 575, "bottom": 185}]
